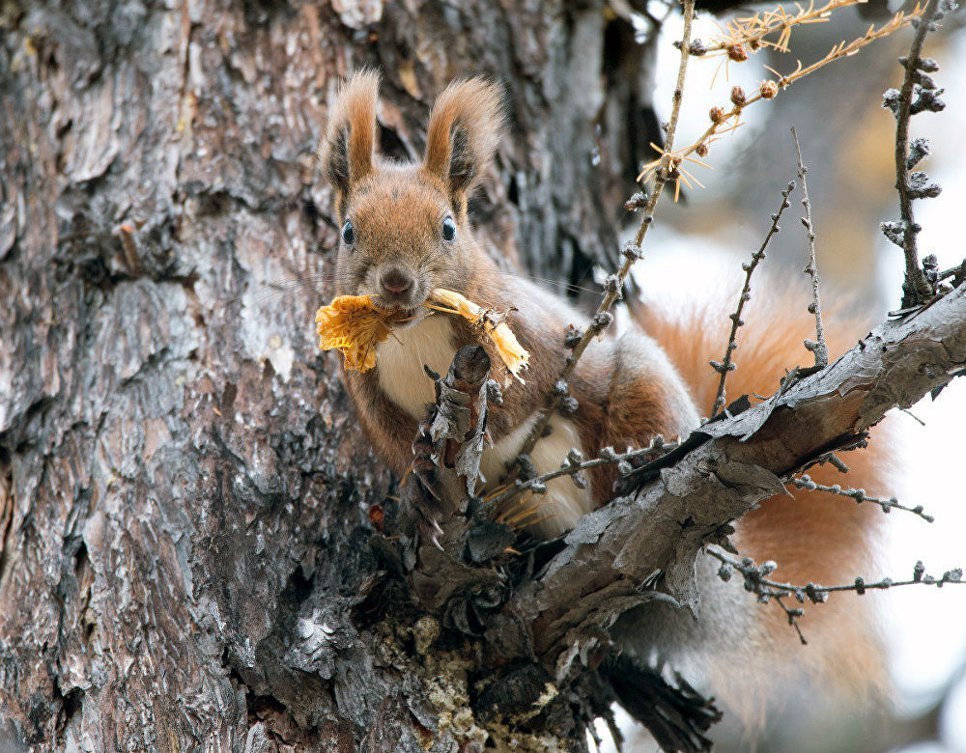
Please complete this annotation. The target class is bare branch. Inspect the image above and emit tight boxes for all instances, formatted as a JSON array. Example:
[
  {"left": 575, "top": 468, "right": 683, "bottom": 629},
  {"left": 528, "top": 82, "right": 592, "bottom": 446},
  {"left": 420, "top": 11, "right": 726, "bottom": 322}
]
[
  {"left": 883, "top": 0, "right": 951, "bottom": 306},
  {"left": 710, "top": 180, "right": 795, "bottom": 418},
  {"left": 487, "top": 436, "right": 677, "bottom": 518},
  {"left": 792, "top": 128, "right": 829, "bottom": 376},
  {"left": 508, "top": 0, "right": 699, "bottom": 474},
  {"left": 707, "top": 548, "right": 964, "bottom": 643},
  {"left": 642, "top": 4, "right": 926, "bottom": 183},
  {"left": 705, "top": 0, "right": 869, "bottom": 56},
  {"left": 788, "top": 473, "right": 934, "bottom": 522},
  {"left": 939, "top": 260, "right": 966, "bottom": 286},
  {"left": 496, "top": 283, "right": 965, "bottom": 662}
]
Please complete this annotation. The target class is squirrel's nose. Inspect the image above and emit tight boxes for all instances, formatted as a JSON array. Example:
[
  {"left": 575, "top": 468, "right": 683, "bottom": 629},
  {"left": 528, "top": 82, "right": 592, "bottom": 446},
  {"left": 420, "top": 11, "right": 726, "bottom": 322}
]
[{"left": 379, "top": 268, "right": 414, "bottom": 296}]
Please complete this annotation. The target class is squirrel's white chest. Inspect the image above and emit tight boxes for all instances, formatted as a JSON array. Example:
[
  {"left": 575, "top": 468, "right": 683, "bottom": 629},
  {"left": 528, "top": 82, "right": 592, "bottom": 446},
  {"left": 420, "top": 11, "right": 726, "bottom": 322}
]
[
  {"left": 374, "top": 314, "right": 594, "bottom": 537},
  {"left": 375, "top": 315, "right": 459, "bottom": 419}
]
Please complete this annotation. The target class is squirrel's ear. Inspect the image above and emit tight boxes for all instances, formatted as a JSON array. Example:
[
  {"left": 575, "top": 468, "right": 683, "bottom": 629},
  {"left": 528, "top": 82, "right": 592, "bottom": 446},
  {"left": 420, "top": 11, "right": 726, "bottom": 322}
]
[
  {"left": 319, "top": 70, "right": 379, "bottom": 216},
  {"left": 423, "top": 78, "right": 504, "bottom": 213}
]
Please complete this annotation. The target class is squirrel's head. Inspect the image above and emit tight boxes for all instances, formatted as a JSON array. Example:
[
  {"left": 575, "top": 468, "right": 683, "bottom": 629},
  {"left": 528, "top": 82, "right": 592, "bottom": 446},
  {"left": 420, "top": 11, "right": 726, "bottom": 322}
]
[{"left": 319, "top": 71, "right": 503, "bottom": 312}]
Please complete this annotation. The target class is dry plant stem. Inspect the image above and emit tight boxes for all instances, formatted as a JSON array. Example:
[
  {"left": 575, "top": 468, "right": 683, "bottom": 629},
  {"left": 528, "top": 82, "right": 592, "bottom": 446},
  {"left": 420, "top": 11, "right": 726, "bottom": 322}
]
[
  {"left": 640, "top": 5, "right": 925, "bottom": 185},
  {"left": 894, "top": 0, "right": 939, "bottom": 306},
  {"left": 710, "top": 181, "right": 795, "bottom": 418},
  {"left": 508, "top": 0, "right": 697, "bottom": 472},
  {"left": 706, "top": 0, "right": 866, "bottom": 54},
  {"left": 792, "top": 128, "right": 829, "bottom": 375},
  {"left": 788, "top": 474, "right": 934, "bottom": 522}
]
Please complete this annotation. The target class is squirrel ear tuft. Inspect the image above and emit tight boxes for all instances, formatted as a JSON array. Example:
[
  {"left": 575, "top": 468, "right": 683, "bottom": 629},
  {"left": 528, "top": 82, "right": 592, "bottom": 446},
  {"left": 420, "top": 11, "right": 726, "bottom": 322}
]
[
  {"left": 423, "top": 78, "right": 504, "bottom": 212},
  {"left": 319, "top": 70, "right": 380, "bottom": 216}
]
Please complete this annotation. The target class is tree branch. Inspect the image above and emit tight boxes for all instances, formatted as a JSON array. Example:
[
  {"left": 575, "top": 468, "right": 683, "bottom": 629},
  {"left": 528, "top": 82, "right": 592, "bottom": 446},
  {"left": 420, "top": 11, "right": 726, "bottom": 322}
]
[
  {"left": 496, "top": 283, "right": 965, "bottom": 664},
  {"left": 883, "top": 0, "right": 953, "bottom": 306},
  {"left": 792, "top": 128, "right": 829, "bottom": 376},
  {"left": 710, "top": 180, "right": 795, "bottom": 417},
  {"left": 509, "top": 0, "right": 698, "bottom": 472}
]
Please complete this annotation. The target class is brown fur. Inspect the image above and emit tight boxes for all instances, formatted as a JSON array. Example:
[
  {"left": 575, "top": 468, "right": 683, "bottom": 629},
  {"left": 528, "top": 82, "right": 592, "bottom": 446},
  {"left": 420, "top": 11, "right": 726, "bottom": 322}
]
[
  {"left": 423, "top": 78, "right": 504, "bottom": 217},
  {"left": 319, "top": 73, "right": 694, "bottom": 524},
  {"left": 643, "top": 297, "right": 886, "bottom": 580},
  {"left": 319, "top": 70, "right": 379, "bottom": 217}
]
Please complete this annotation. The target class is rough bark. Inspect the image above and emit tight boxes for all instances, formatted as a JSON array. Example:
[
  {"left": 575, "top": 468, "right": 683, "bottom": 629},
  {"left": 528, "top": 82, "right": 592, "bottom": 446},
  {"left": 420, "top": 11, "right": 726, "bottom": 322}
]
[
  {"left": 0, "top": 1, "right": 689, "bottom": 750},
  {"left": 1, "top": 1, "right": 963, "bottom": 753}
]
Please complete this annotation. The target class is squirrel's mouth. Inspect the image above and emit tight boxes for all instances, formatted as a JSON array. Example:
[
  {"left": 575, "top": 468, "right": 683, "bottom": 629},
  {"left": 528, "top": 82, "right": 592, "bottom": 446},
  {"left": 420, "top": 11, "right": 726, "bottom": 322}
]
[
  {"left": 370, "top": 297, "right": 431, "bottom": 329},
  {"left": 371, "top": 297, "right": 416, "bottom": 315}
]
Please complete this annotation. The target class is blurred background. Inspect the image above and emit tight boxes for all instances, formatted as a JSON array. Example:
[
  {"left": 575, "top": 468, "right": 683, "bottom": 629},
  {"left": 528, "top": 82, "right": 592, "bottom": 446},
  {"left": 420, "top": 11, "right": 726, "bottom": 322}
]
[{"left": 603, "top": 5, "right": 966, "bottom": 751}]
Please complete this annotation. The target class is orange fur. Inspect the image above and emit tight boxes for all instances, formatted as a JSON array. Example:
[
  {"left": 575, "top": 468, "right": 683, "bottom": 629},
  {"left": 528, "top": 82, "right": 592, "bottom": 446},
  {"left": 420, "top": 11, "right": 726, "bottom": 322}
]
[
  {"left": 643, "top": 293, "right": 889, "bottom": 700},
  {"left": 320, "top": 74, "right": 697, "bottom": 536},
  {"left": 319, "top": 70, "right": 379, "bottom": 214},
  {"left": 423, "top": 78, "right": 504, "bottom": 217}
]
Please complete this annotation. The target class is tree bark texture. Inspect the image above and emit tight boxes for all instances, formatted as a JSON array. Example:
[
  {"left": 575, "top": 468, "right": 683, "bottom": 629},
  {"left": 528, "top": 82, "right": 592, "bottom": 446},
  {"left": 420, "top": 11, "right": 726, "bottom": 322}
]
[
  {"left": 2, "top": 1, "right": 964, "bottom": 752},
  {"left": 0, "top": 1, "right": 682, "bottom": 751}
]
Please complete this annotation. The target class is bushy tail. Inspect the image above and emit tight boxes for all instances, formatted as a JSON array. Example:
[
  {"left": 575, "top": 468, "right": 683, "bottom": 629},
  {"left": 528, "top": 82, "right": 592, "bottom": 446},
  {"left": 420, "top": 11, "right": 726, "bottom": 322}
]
[{"left": 638, "top": 287, "right": 891, "bottom": 716}]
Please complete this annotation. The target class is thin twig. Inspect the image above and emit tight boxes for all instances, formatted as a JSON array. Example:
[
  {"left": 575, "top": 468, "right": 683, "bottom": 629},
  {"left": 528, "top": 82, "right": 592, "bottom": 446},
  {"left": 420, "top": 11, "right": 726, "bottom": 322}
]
[
  {"left": 708, "top": 547, "right": 964, "bottom": 643},
  {"left": 710, "top": 180, "right": 795, "bottom": 418},
  {"left": 773, "top": 594, "right": 808, "bottom": 644},
  {"left": 789, "top": 473, "right": 934, "bottom": 522},
  {"left": 899, "top": 407, "right": 927, "bottom": 426},
  {"left": 822, "top": 452, "right": 852, "bottom": 474},
  {"left": 488, "top": 437, "right": 677, "bottom": 515},
  {"left": 506, "top": 0, "right": 698, "bottom": 476},
  {"left": 938, "top": 260, "right": 966, "bottom": 285},
  {"left": 791, "top": 128, "right": 828, "bottom": 376},
  {"left": 888, "top": 0, "right": 940, "bottom": 307},
  {"left": 641, "top": 5, "right": 925, "bottom": 190}
]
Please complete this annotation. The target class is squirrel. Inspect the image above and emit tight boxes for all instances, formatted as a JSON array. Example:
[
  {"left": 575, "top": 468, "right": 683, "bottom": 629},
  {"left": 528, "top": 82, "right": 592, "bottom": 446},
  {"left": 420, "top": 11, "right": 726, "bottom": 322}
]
[
  {"left": 320, "top": 70, "right": 698, "bottom": 537},
  {"left": 319, "top": 71, "right": 886, "bottom": 734}
]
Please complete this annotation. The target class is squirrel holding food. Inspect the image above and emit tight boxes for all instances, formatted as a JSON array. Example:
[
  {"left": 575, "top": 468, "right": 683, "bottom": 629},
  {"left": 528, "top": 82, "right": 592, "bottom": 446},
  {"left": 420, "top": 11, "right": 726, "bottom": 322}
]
[{"left": 317, "top": 71, "right": 886, "bottom": 729}]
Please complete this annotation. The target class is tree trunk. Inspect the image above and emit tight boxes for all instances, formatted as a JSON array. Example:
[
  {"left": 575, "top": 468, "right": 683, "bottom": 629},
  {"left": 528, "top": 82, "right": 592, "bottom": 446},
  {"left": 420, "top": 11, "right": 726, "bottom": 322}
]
[{"left": 0, "top": 1, "right": 669, "bottom": 750}]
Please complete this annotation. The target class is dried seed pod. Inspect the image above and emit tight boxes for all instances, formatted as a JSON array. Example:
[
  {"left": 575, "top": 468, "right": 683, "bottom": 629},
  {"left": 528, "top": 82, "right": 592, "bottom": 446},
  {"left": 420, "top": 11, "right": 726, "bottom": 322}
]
[
  {"left": 727, "top": 43, "right": 748, "bottom": 62},
  {"left": 730, "top": 85, "right": 746, "bottom": 106},
  {"left": 696, "top": 142, "right": 709, "bottom": 158},
  {"left": 709, "top": 106, "right": 726, "bottom": 124},
  {"left": 759, "top": 80, "right": 779, "bottom": 99}
]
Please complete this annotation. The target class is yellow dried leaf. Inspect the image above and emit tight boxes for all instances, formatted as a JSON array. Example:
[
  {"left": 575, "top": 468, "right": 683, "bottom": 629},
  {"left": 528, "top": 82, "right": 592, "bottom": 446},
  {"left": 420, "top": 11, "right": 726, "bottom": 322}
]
[
  {"left": 315, "top": 289, "right": 530, "bottom": 381},
  {"left": 426, "top": 288, "right": 530, "bottom": 382},
  {"left": 315, "top": 295, "right": 393, "bottom": 373}
]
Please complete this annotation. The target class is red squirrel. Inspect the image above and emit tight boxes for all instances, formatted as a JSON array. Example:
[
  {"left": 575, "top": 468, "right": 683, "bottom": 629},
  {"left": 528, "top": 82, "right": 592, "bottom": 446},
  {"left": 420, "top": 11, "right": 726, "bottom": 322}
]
[
  {"left": 321, "top": 71, "right": 698, "bottom": 537},
  {"left": 319, "top": 72, "right": 885, "bottom": 720}
]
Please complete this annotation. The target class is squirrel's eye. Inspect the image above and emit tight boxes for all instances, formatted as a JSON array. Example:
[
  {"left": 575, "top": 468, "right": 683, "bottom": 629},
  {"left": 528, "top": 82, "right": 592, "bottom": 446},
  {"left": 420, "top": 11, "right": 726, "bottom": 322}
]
[
  {"left": 442, "top": 216, "right": 456, "bottom": 242},
  {"left": 341, "top": 219, "right": 355, "bottom": 246}
]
